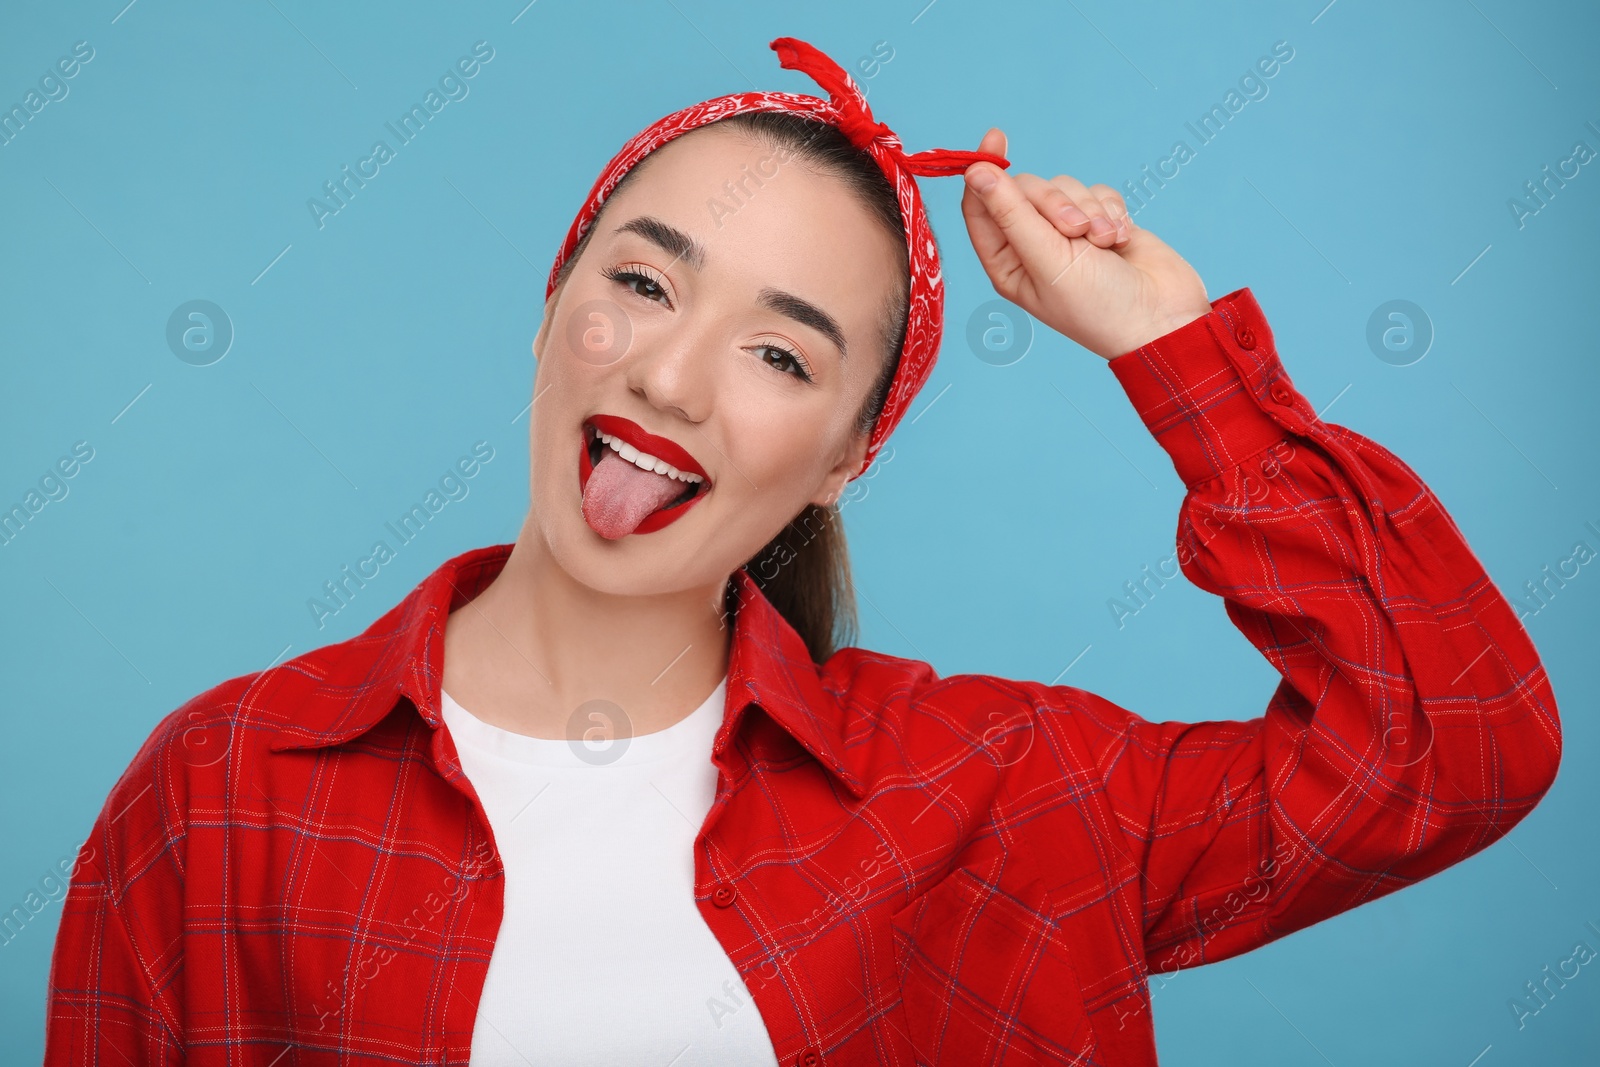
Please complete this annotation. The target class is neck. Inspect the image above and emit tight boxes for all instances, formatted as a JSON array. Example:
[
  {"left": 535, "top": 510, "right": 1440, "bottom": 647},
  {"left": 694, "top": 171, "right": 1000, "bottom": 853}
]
[{"left": 441, "top": 515, "right": 733, "bottom": 738}]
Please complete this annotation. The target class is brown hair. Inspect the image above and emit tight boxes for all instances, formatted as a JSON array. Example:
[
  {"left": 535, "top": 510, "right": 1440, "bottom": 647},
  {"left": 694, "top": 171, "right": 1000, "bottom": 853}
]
[{"left": 553, "top": 111, "right": 912, "bottom": 663}]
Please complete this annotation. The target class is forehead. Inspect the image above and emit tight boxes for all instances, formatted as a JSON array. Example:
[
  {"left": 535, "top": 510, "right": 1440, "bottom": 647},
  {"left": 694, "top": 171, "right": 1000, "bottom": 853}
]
[{"left": 594, "top": 124, "right": 904, "bottom": 326}]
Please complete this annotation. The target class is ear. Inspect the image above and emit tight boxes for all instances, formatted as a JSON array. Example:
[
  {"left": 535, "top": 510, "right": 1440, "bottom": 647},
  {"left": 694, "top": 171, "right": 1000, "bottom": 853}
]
[{"left": 810, "top": 427, "right": 870, "bottom": 509}]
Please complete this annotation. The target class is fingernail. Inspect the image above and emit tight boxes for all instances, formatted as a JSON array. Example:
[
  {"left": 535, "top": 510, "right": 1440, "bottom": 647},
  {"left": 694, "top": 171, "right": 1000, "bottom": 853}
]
[
  {"left": 1088, "top": 216, "right": 1115, "bottom": 237},
  {"left": 967, "top": 166, "right": 998, "bottom": 193},
  {"left": 1060, "top": 205, "right": 1089, "bottom": 226}
]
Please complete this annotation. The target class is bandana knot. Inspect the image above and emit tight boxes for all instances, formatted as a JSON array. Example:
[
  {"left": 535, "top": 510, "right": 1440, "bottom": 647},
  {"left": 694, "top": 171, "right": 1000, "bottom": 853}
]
[
  {"left": 771, "top": 36, "right": 1007, "bottom": 179},
  {"left": 834, "top": 108, "right": 901, "bottom": 154}
]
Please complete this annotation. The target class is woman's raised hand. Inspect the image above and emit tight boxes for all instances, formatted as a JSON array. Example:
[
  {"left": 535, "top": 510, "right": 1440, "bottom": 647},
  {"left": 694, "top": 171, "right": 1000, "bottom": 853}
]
[{"left": 960, "top": 127, "right": 1214, "bottom": 361}]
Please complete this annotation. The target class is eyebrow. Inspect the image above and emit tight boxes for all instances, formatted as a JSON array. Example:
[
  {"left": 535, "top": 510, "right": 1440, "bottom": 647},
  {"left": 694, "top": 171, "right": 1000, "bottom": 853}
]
[
  {"left": 611, "top": 215, "right": 848, "bottom": 361},
  {"left": 755, "top": 288, "right": 847, "bottom": 361},
  {"left": 615, "top": 215, "right": 706, "bottom": 272}
]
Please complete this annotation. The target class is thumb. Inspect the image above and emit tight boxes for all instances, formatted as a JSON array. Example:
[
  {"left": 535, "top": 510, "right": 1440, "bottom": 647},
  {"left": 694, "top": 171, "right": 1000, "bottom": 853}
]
[{"left": 962, "top": 161, "right": 1065, "bottom": 286}]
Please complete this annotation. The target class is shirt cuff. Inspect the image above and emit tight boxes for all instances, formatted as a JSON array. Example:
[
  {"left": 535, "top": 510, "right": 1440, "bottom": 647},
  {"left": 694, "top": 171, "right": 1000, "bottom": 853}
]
[{"left": 1105, "top": 286, "right": 1314, "bottom": 489}]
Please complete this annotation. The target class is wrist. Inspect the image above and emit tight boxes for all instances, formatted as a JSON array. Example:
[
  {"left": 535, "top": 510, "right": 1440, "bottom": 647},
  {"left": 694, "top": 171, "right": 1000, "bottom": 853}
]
[
  {"left": 1160, "top": 304, "right": 1214, "bottom": 335},
  {"left": 1098, "top": 306, "right": 1214, "bottom": 361},
  {"left": 1104, "top": 286, "right": 1293, "bottom": 488}
]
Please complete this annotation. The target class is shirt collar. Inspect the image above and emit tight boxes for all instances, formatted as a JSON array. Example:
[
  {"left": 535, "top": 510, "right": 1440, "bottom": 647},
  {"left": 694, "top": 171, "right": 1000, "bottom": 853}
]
[{"left": 267, "top": 543, "right": 866, "bottom": 799}]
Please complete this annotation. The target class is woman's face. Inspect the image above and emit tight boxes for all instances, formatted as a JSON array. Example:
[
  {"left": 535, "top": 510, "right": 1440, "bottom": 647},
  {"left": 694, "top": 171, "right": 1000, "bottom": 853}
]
[{"left": 525, "top": 124, "right": 905, "bottom": 599}]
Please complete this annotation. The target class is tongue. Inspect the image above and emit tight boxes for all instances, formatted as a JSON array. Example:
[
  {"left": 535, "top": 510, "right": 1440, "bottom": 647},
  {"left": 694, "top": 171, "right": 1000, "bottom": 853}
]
[{"left": 582, "top": 448, "right": 689, "bottom": 539}]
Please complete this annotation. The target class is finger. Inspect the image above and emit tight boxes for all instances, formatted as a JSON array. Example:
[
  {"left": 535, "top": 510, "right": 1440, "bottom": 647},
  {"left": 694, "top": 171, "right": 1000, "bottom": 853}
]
[
  {"left": 1014, "top": 173, "right": 1099, "bottom": 240},
  {"left": 1046, "top": 173, "right": 1095, "bottom": 200},
  {"left": 959, "top": 128, "right": 1012, "bottom": 267},
  {"left": 962, "top": 159, "right": 1067, "bottom": 282},
  {"left": 1032, "top": 173, "right": 1119, "bottom": 248},
  {"left": 1042, "top": 174, "right": 1121, "bottom": 247},
  {"left": 1088, "top": 183, "right": 1135, "bottom": 247},
  {"left": 1045, "top": 174, "right": 1103, "bottom": 223},
  {"left": 1087, "top": 186, "right": 1132, "bottom": 246}
]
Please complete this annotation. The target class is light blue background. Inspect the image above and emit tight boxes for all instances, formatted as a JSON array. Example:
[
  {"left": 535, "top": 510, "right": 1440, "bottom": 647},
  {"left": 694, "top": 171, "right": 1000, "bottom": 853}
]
[{"left": 3, "top": 0, "right": 1596, "bottom": 1062}]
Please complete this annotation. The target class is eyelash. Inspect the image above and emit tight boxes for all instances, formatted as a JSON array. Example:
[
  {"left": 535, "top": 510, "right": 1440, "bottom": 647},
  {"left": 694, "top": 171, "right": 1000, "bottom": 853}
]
[
  {"left": 752, "top": 342, "right": 812, "bottom": 382},
  {"left": 599, "top": 264, "right": 814, "bottom": 383},
  {"left": 601, "top": 264, "right": 670, "bottom": 305}
]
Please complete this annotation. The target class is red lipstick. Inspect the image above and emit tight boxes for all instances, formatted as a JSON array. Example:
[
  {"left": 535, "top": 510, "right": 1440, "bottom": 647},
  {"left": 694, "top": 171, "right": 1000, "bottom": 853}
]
[
  {"left": 578, "top": 415, "right": 713, "bottom": 535},
  {"left": 586, "top": 415, "right": 711, "bottom": 481}
]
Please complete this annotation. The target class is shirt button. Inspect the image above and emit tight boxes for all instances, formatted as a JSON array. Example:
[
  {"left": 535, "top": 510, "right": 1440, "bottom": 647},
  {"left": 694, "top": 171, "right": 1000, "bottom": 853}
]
[
  {"left": 1269, "top": 383, "right": 1294, "bottom": 406},
  {"left": 1235, "top": 324, "right": 1257, "bottom": 349},
  {"left": 794, "top": 1048, "right": 823, "bottom": 1066},
  {"left": 712, "top": 882, "right": 738, "bottom": 907}
]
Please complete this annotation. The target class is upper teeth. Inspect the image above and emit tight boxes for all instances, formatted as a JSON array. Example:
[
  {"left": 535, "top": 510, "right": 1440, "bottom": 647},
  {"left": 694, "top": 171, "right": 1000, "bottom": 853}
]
[{"left": 593, "top": 428, "right": 705, "bottom": 484}]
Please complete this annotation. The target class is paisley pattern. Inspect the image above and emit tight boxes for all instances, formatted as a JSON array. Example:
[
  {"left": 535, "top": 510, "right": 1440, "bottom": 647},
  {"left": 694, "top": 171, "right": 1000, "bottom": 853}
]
[{"left": 544, "top": 37, "right": 1009, "bottom": 478}]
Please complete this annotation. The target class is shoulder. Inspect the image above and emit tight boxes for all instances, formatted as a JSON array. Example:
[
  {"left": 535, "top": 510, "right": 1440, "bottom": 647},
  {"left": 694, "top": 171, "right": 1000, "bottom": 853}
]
[
  {"left": 821, "top": 645, "right": 1099, "bottom": 743},
  {"left": 84, "top": 632, "right": 387, "bottom": 877},
  {"left": 133, "top": 633, "right": 372, "bottom": 770},
  {"left": 818, "top": 645, "right": 1198, "bottom": 778},
  {"left": 827, "top": 644, "right": 1101, "bottom": 711}
]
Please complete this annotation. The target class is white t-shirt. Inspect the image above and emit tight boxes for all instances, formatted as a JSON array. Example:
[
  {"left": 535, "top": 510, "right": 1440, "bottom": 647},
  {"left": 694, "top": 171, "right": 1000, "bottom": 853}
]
[{"left": 439, "top": 678, "right": 779, "bottom": 1067}]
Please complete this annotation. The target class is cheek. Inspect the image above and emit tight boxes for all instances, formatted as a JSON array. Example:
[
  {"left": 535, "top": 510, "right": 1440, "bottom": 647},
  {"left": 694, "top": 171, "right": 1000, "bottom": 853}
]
[
  {"left": 721, "top": 398, "right": 842, "bottom": 507},
  {"left": 535, "top": 311, "right": 618, "bottom": 415},
  {"left": 527, "top": 356, "right": 588, "bottom": 482}
]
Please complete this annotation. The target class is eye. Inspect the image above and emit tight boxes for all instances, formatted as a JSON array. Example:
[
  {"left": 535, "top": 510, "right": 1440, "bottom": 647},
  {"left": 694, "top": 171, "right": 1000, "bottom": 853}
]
[
  {"left": 753, "top": 343, "right": 813, "bottom": 382},
  {"left": 601, "top": 265, "right": 671, "bottom": 307}
]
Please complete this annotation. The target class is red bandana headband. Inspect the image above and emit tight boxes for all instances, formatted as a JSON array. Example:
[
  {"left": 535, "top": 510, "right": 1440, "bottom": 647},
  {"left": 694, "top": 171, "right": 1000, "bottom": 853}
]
[{"left": 544, "top": 36, "right": 1010, "bottom": 479}]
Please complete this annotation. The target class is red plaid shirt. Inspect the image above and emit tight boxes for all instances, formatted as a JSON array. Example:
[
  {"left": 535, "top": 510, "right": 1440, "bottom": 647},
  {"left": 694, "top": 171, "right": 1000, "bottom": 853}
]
[{"left": 46, "top": 287, "right": 1561, "bottom": 1066}]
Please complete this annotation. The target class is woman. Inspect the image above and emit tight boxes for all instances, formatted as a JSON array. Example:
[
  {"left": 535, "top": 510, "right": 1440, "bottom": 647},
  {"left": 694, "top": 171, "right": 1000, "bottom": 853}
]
[{"left": 46, "top": 36, "right": 1560, "bottom": 1067}]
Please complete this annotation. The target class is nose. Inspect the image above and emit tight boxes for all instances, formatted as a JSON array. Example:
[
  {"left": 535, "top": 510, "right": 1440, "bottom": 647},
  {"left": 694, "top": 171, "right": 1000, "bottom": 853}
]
[{"left": 624, "top": 314, "right": 717, "bottom": 425}]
